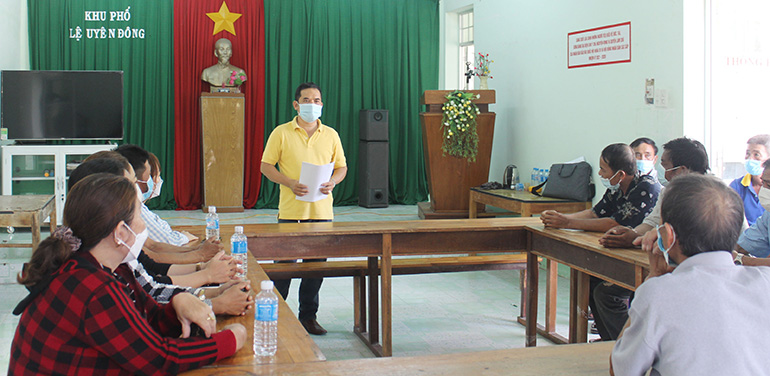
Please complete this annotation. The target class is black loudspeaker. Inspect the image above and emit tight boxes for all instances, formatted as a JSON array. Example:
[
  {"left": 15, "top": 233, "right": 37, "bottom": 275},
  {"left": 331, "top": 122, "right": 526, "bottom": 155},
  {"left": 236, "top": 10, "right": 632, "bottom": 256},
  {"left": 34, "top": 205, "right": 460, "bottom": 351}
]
[
  {"left": 358, "top": 140, "right": 389, "bottom": 208},
  {"left": 359, "top": 109, "right": 389, "bottom": 141}
]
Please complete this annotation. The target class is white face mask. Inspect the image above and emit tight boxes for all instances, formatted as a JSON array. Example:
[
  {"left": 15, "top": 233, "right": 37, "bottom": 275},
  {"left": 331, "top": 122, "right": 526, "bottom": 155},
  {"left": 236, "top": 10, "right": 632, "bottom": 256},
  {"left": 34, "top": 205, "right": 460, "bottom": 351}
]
[
  {"left": 150, "top": 177, "right": 163, "bottom": 199},
  {"left": 600, "top": 170, "right": 621, "bottom": 193},
  {"left": 760, "top": 187, "right": 770, "bottom": 211},
  {"left": 298, "top": 103, "right": 323, "bottom": 123},
  {"left": 656, "top": 224, "right": 677, "bottom": 266},
  {"left": 116, "top": 222, "right": 148, "bottom": 266},
  {"left": 636, "top": 159, "right": 655, "bottom": 175}
]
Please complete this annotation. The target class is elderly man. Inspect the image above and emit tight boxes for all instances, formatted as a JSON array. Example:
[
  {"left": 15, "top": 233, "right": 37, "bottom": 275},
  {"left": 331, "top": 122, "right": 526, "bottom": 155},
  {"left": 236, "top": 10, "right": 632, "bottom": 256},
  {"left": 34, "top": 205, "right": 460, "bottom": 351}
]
[{"left": 610, "top": 174, "right": 770, "bottom": 375}]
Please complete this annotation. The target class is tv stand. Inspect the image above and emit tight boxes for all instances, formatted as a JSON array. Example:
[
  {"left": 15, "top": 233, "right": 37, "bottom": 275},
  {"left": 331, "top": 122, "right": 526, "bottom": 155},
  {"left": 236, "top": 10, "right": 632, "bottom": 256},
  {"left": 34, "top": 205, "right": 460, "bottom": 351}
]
[{"left": 1, "top": 144, "right": 117, "bottom": 221}]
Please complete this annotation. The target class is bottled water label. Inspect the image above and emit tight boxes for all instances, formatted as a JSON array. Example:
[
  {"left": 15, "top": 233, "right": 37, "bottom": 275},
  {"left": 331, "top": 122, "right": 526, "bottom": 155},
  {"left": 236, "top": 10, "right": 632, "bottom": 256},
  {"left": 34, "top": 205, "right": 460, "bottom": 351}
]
[
  {"left": 256, "top": 303, "right": 278, "bottom": 321},
  {"left": 206, "top": 219, "right": 219, "bottom": 229},
  {"left": 232, "top": 240, "right": 247, "bottom": 255}
]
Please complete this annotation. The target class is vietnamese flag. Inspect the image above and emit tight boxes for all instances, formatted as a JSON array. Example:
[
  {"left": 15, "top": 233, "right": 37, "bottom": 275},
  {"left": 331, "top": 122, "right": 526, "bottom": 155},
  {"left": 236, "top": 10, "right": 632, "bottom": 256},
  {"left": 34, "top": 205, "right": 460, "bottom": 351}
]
[{"left": 173, "top": 0, "right": 265, "bottom": 210}]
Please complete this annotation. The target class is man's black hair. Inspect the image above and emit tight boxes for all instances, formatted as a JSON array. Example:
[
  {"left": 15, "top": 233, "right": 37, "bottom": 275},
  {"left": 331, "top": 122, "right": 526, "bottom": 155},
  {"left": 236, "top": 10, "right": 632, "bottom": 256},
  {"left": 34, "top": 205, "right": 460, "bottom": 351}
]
[
  {"left": 601, "top": 143, "right": 636, "bottom": 176},
  {"left": 630, "top": 137, "right": 658, "bottom": 156},
  {"left": 662, "top": 138, "right": 709, "bottom": 174},
  {"left": 294, "top": 82, "right": 322, "bottom": 102},
  {"left": 115, "top": 144, "right": 151, "bottom": 179}
]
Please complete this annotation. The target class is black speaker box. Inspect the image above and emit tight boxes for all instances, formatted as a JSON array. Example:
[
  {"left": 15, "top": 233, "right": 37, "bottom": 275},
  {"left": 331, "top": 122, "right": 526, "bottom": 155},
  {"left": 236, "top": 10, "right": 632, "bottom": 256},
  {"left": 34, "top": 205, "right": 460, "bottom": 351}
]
[
  {"left": 358, "top": 140, "right": 389, "bottom": 208},
  {"left": 359, "top": 109, "right": 389, "bottom": 141}
]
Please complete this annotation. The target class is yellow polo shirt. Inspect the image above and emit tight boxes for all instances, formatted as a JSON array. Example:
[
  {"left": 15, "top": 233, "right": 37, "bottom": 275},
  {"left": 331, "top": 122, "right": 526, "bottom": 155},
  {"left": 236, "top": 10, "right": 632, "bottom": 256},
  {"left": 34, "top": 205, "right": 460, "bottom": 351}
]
[{"left": 261, "top": 117, "right": 347, "bottom": 220}]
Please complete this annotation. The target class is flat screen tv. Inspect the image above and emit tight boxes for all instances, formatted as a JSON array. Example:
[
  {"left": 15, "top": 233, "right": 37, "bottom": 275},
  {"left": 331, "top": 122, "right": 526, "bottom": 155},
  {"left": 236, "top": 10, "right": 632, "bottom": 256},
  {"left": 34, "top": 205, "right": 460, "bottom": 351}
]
[{"left": 1, "top": 70, "right": 124, "bottom": 141}]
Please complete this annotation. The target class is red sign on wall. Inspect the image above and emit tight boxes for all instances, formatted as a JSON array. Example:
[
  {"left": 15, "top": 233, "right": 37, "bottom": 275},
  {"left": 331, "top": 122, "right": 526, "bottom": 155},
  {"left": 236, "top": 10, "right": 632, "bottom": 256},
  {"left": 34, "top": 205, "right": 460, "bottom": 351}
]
[{"left": 568, "top": 22, "right": 631, "bottom": 69}]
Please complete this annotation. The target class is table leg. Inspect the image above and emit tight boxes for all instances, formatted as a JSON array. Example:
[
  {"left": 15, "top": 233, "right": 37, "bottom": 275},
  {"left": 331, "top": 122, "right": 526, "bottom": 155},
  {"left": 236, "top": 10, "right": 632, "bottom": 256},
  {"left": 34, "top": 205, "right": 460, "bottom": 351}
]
[
  {"left": 518, "top": 269, "right": 527, "bottom": 320},
  {"left": 569, "top": 269, "right": 590, "bottom": 343},
  {"left": 31, "top": 213, "right": 41, "bottom": 250},
  {"left": 525, "top": 252, "right": 539, "bottom": 347},
  {"left": 545, "top": 260, "right": 558, "bottom": 333},
  {"left": 368, "top": 257, "right": 379, "bottom": 345},
  {"left": 381, "top": 234, "right": 392, "bottom": 357},
  {"left": 49, "top": 201, "right": 57, "bottom": 235},
  {"left": 354, "top": 272, "right": 366, "bottom": 332},
  {"left": 469, "top": 192, "right": 478, "bottom": 219}
]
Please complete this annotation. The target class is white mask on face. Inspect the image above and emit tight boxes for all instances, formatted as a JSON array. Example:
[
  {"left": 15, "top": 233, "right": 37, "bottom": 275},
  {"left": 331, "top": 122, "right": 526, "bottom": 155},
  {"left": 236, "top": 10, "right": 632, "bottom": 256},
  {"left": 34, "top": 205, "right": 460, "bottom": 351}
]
[
  {"left": 636, "top": 159, "right": 655, "bottom": 175},
  {"left": 298, "top": 103, "right": 323, "bottom": 123},
  {"left": 600, "top": 171, "right": 621, "bottom": 193},
  {"left": 117, "top": 222, "right": 148, "bottom": 266},
  {"left": 760, "top": 187, "right": 770, "bottom": 212},
  {"left": 150, "top": 177, "right": 163, "bottom": 199}
]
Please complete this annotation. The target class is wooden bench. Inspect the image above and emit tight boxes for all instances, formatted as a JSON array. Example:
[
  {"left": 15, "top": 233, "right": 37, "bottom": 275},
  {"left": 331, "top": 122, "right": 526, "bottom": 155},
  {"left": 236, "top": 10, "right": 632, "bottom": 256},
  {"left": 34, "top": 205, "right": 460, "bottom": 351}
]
[{"left": 260, "top": 253, "right": 532, "bottom": 351}]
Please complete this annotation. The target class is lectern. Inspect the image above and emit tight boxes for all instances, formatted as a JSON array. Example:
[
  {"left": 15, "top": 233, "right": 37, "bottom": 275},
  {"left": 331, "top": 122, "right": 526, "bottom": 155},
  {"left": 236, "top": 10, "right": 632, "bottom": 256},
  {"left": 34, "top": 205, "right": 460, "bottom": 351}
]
[
  {"left": 200, "top": 92, "right": 245, "bottom": 212},
  {"left": 418, "top": 90, "right": 496, "bottom": 219}
]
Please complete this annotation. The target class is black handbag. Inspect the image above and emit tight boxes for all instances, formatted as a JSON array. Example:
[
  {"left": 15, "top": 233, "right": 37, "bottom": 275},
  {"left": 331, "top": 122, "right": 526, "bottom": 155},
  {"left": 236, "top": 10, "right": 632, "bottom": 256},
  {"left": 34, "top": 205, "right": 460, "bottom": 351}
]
[{"left": 539, "top": 161, "right": 595, "bottom": 201}]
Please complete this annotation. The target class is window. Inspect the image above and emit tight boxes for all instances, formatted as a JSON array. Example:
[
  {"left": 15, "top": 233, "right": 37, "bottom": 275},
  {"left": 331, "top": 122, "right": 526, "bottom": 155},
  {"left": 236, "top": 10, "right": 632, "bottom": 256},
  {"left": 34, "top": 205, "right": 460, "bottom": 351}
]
[
  {"left": 706, "top": 0, "right": 770, "bottom": 179},
  {"left": 459, "top": 10, "right": 474, "bottom": 90}
]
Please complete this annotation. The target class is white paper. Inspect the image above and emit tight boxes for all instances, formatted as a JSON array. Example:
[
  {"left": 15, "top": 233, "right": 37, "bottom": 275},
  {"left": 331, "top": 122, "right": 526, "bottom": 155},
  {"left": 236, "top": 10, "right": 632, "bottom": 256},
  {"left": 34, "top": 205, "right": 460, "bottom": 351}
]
[
  {"left": 296, "top": 162, "right": 335, "bottom": 202},
  {"left": 565, "top": 156, "right": 586, "bottom": 164}
]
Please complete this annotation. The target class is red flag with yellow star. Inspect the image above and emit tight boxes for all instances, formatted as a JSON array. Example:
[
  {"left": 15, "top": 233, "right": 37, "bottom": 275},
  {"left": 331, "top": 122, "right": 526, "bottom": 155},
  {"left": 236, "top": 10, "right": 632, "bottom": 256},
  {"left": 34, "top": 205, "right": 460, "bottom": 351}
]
[{"left": 173, "top": 0, "right": 265, "bottom": 210}]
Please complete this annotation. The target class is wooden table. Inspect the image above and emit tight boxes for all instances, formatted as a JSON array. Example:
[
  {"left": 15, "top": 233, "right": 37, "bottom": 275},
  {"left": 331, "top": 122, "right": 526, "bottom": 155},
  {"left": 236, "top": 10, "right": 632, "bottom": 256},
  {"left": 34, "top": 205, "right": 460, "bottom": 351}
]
[
  {"left": 525, "top": 226, "right": 648, "bottom": 346},
  {"left": 241, "top": 218, "right": 539, "bottom": 357},
  {"left": 180, "top": 242, "right": 325, "bottom": 374},
  {"left": 179, "top": 341, "right": 614, "bottom": 375},
  {"left": 469, "top": 188, "right": 592, "bottom": 344},
  {"left": 469, "top": 188, "right": 591, "bottom": 218},
  {"left": 0, "top": 195, "right": 56, "bottom": 249}
]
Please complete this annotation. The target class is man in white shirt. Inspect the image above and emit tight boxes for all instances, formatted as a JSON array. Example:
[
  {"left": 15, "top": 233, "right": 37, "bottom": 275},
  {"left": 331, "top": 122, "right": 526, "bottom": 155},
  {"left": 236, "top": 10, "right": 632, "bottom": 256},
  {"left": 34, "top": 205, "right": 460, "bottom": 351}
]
[{"left": 610, "top": 174, "right": 770, "bottom": 375}]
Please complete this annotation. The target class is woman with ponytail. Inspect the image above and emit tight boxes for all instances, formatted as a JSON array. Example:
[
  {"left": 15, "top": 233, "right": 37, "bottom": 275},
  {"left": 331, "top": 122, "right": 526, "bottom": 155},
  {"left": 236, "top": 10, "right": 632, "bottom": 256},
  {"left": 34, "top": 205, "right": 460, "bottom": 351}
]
[{"left": 9, "top": 173, "right": 245, "bottom": 375}]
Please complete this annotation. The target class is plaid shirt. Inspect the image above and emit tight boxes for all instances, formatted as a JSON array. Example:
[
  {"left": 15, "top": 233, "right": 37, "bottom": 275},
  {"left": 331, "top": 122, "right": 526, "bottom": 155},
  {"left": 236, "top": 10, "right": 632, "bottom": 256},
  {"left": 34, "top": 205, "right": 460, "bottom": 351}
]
[
  {"left": 9, "top": 252, "right": 235, "bottom": 375},
  {"left": 140, "top": 203, "right": 190, "bottom": 246}
]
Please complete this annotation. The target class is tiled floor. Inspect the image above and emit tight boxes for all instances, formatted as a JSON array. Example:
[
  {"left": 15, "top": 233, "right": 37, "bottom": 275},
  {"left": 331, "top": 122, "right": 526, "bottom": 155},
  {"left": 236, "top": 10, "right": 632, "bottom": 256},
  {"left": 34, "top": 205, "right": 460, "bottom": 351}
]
[{"left": 0, "top": 204, "right": 590, "bottom": 369}]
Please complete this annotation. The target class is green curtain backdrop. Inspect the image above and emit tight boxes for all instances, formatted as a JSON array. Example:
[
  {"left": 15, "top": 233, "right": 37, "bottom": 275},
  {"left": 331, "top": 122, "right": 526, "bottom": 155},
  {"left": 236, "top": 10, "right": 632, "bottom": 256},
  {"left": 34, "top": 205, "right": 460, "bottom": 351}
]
[
  {"left": 257, "top": 0, "right": 439, "bottom": 208},
  {"left": 27, "top": 0, "right": 177, "bottom": 210}
]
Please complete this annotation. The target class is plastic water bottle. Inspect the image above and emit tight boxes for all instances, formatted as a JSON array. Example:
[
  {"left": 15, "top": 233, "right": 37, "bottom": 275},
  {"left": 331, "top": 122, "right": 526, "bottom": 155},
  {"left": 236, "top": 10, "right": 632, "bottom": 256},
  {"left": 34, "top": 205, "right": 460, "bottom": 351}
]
[
  {"left": 531, "top": 168, "right": 538, "bottom": 186},
  {"left": 254, "top": 280, "right": 278, "bottom": 356},
  {"left": 205, "top": 206, "right": 219, "bottom": 241},
  {"left": 230, "top": 226, "right": 248, "bottom": 280},
  {"left": 544, "top": 169, "right": 550, "bottom": 182}
]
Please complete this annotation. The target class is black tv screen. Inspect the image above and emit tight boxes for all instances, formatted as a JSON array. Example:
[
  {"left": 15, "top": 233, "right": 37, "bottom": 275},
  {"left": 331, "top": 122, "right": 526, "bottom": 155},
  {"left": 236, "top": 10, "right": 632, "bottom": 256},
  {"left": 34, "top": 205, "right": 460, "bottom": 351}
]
[{"left": 1, "top": 70, "right": 124, "bottom": 140}]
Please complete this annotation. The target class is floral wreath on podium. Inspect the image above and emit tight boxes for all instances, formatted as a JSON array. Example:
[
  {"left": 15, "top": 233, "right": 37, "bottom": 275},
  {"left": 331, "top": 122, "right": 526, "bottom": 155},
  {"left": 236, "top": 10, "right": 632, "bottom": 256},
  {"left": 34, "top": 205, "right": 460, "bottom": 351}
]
[{"left": 441, "top": 91, "right": 481, "bottom": 162}]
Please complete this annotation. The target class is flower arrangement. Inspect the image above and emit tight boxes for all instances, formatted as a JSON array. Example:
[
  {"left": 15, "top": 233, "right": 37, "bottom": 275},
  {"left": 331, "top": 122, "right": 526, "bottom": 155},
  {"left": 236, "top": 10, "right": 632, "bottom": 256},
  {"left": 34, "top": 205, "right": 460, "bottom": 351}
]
[
  {"left": 441, "top": 90, "right": 481, "bottom": 162},
  {"left": 473, "top": 52, "right": 493, "bottom": 78},
  {"left": 224, "top": 70, "right": 247, "bottom": 87}
]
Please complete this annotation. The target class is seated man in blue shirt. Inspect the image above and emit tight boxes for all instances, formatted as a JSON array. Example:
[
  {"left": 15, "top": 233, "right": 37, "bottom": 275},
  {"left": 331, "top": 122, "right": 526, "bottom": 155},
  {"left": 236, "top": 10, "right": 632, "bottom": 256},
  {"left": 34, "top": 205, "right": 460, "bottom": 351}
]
[
  {"left": 729, "top": 134, "right": 770, "bottom": 226},
  {"left": 736, "top": 159, "right": 770, "bottom": 261},
  {"left": 541, "top": 143, "right": 662, "bottom": 341}
]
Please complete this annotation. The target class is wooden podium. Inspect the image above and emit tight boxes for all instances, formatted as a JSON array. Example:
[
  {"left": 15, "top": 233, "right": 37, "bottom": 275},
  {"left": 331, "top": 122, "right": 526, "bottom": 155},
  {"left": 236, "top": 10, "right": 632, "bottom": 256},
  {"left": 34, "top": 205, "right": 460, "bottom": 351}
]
[
  {"left": 418, "top": 90, "right": 496, "bottom": 219},
  {"left": 200, "top": 92, "right": 245, "bottom": 212}
]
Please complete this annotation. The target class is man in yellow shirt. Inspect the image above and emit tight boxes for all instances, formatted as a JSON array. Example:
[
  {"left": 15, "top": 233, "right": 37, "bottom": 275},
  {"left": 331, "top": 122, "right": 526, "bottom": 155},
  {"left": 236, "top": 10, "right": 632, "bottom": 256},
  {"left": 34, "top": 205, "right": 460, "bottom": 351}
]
[{"left": 260, "top": 82, "right": 347, "bottom": 335}]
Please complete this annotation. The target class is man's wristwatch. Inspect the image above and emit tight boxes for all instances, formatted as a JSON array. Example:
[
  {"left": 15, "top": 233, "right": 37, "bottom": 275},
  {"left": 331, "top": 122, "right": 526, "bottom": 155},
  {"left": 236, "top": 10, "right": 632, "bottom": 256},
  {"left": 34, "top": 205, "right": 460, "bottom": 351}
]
[{"left": 734, "top": 253, "right": 755, "bottom": 265}]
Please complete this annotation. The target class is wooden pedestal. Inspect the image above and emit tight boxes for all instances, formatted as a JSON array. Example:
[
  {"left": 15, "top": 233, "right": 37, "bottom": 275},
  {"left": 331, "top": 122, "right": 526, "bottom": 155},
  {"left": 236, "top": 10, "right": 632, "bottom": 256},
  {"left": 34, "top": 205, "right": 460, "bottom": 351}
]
[
  {"left": 419, "top": 90, "right": 496, "bottom": 219},
  {"left": 200, "top": 92, "right": 245, "bottom": 213}
]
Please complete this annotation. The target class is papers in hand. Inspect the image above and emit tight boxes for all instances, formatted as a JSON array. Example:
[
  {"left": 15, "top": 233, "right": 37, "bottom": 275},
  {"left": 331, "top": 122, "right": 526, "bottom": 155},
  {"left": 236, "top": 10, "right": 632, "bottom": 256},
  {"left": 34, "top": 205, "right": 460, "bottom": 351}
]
[{"left": 296, "top": 162, "right": 335, "bottom": 202}]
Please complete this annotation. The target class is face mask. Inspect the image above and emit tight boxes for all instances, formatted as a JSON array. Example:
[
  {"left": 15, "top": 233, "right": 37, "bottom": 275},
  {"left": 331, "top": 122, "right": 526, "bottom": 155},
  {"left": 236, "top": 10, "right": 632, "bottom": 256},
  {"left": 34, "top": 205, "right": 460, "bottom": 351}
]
[
  {"left": 745, "top": 159, "right": 764, "bottom": 176},
  {"left": 150, "top": 177, "right": 163, "bottom": 199},
  {"left": 656, "top": 224, "right": 676, "bottom": 265},
  {"left": 660, "top": 165, "right": 683, "bottom": 186},
  {"left": 117, "top": 222, "right": 149, "bottom": 265},
  {"left": 636, "top": 159, "right": 655, "bottom": 175},
  {"left": 760, "top": 187, "right": 770, "bottom": 211},
  {"left": 298, "top": 103, "right": 323, "bottom": 123},
  {"left": 600, "top": 171, "right": 621, "bottom": 193},
  {"left": 137, "top": 178, "right": 154, "bottom": 202}
]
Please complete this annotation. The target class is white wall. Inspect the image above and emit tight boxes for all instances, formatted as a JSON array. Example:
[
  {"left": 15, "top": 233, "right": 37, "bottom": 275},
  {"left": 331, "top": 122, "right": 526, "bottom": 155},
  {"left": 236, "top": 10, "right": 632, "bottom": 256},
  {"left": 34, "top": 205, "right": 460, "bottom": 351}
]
[
  {"left": 441, "top": 0, "right": 684, "bottom": 202},
  {"left": 0, "top": 0, "right": 29, "bottom": 71}
]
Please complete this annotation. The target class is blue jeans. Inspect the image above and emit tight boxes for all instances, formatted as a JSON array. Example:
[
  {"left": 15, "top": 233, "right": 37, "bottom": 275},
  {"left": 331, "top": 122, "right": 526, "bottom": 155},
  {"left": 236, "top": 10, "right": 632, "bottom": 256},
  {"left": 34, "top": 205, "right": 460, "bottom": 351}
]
[{"left": 273, "top": 219, "right": 331, "bottom": 321}]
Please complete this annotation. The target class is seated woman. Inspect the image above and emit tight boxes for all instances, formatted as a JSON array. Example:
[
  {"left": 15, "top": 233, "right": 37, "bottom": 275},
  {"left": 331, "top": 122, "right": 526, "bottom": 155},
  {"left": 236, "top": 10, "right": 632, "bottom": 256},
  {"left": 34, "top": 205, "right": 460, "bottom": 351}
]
[
  {"left": 9, "top": 173, "right": 246, "bottom": 374},
  {"left": 540, "top": 143, "right": 661, "bottom": 341}
]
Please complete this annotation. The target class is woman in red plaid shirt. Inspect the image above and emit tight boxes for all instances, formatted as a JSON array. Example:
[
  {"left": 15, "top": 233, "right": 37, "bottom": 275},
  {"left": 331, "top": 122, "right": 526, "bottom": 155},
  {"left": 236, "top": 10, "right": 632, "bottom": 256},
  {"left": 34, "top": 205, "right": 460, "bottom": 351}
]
[{"left": 9, "top": 174, "right": 246, "bottom": 375}]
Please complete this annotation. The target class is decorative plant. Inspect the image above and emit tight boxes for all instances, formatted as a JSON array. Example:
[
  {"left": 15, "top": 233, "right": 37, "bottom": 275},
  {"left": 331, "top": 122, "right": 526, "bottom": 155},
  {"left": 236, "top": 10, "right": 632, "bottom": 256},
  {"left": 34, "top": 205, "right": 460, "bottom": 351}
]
[
  {"left": 473, "top": 52, "right": 493, "bottom": 78},
  {"left": 224, "top": 70, "right": 247, "bottom": 87},
  {"left": 441, "top": 91, "right": 481, "bottom": 162}
]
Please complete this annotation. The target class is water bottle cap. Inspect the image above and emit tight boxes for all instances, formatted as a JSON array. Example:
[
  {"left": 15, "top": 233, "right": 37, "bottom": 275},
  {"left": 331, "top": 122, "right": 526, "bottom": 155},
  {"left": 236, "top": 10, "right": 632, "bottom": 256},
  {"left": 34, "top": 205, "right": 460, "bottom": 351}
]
[
  {"left": 208, "top": 206, "right": 216, "bottom": 213},
  {"left": 235, "top": 226, "right": 244, "bottom": 233},
  {"left": 261, "top": 280, "right": 274, "bottom": 290}
]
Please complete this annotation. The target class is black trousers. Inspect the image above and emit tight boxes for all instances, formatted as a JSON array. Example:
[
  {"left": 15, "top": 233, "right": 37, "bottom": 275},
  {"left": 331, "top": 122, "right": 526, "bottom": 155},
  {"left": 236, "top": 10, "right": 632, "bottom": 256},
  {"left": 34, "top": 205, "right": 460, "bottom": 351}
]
[
  {"left": 589, "top": 276, "right": 633, "bottom": 340},
  {"left": 273, "top": 219, "right": 331, "bottom": 321}
]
